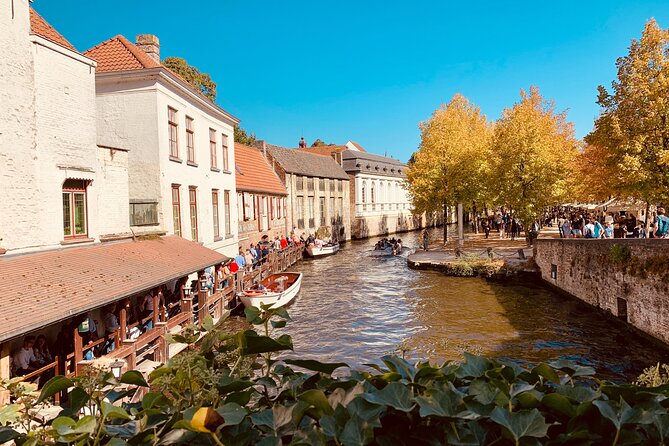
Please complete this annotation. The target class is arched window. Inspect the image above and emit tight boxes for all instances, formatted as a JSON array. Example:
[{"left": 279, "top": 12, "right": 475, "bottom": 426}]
[
  {"left": 371, "top": 183, "right": 376, "bottom": 206},
  {"left": 379, "top": 182, "right": 384, "bottom": 210},
  {"left": 361, "top": 181, "right": 366, "bottom": 203}
]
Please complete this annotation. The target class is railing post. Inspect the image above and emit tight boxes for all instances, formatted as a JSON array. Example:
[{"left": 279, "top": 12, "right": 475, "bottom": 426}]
[
  {"left": 119, "top": 303, "right": 127, "bottom": 342},
  {"left": 73, "top": 325, "right": 83, "bottom": 372}
]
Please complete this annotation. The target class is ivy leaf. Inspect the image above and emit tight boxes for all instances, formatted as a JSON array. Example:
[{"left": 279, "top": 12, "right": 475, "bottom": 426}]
[
  {"left": 0, "top": 427, "right": 20, "bottom": 444},
  {"left": 37, "top": 375, "right": 73, "bottom": 403},
  {"left": 217, "top": 376, "right": 254, "bottom": 394},
  {"left": 216, "top": 402, "right": 247, "bottom": 427},
  {"left": 298, "top": 389, "right": 334, "bottom": 416},
  {"left": 381, "top": 356, "right": 417, "bottom": 381},
  {"left": 101, "top": 401, "right": 131, "bottom": 420},
  {"left": 489, "top": 407, "right": 549, "bottom": 442},
  {"left": 74, "top": 415, "right": 97, "bottom": 434},
  {"left": 237, "top": 330, "right": 293, "bottom": 354},
  {"left": 339, "top": 414, "right": 373, "bottom": 446},
  {"left": 285, "top": 359, "right": 348, "bottom": 375},
  {"left": 457, "top": 353, "right": 491, "bottom": 378},
  {"left": 362, "top": 382, "right": 414, "bottom": 412},
  {"left": 120, "top": 370, "right": 148, "bottom": 387},
  {"left": 201, "top": 314, "right": 215, "bottom": 332},
  {"left": 510, "top": 382, "right": 535, "bottom": 399},
  {"left": 271, "top": 319, "right": 287, "bottom": 329},
  {"left": 0, "top": 404, "right": 21, "bottom": 425},
  {"left": 415, "top": 388, "right": 463, "bottom": 418},
  {"left": 541, "top": 393, "right": 576, "bottom": 418},
  {"left": 593, "top": 397, "right": 640, "bottom": 430},
  {"left": 533, "top": 363, "right": 561, "bottom": 384}
]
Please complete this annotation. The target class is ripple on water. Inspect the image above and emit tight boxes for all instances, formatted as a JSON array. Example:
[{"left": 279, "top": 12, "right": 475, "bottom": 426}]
[{"left": 263, "top": 228, "right": 669, "bottom": 381}]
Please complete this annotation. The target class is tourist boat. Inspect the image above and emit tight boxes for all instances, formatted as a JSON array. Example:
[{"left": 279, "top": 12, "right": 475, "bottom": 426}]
[
  {"left": 239, "top": 272, "right": 303, "bottom": 309},
  {"left": 305, "top": 243, "right": 340, "bottom": 258},
  {"left": 369, "top": 246, "right": 413, "bottom": 257}
]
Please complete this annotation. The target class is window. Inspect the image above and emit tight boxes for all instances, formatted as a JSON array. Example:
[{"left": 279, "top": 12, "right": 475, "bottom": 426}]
[
  {"left": 270, "top": 197, "right": 275, "bottom": 220},
  {"left": 189, "top": 187, "right": 198, "bottom": 241},
  {"left": 319, "top": 178, "right": 325, "bottom": 191},
  {"left": 308, "top": 196, "right": 315, "bottom": 228},
  {"left": 338, "top": 197, "right": 343, "bottom": 217},
  {"left": 212, "top": 190, "right": 220, "bottom": 239},
  {"left": 330, "top": 179, "right": 335, "bottom": 192},
  {"left": 277, "top": 197, "right": 282, "bottom": 219},
  {"left": 320, "top": 197, "right": 326, "bottom": 227},
  {"left": 338, "top": 180, "right": 343, "bottom": 192},
  {"left": 129, "top": 201, "right": 158, "bottom": 226},
  {"left": 168, "top": 107, "right": 179, "bottom": 158},
  {"left": 371, "top": 183, "right": 376, "bottom": 211},
  {"left": 209, "top": 129, "right": 217, "bottom": 169},
  {"left": 307, "top": 178, "right": 314, "bottom": 191},
  {"left": 242, "top": 192, "right": 255, "bottom": 221},
  {"left": 171, "top": 185, "right": 182, "bottom": 237},
  {"left": 224, "top": 190, "right": 231, "bottom": 237},
  {"left": 62, "top": 179, "right": 88, "bottom": 238},
  {"left": 222, "top": 134, "right": 229, "bottom": 171},
  {"left": 329, "top": 197, "right": 335, "bottom": 220},
  {"left": 186, "top": 116, "right": 195, "bottom": 163},
  {"left": 380, "top": 183, "right": 384, "bottom": 210},
  {"left": 296, "top": 177, "right": 304, "bottom": 191},
  {"left": 296, "top": 195, "right": 304, "bottom": 229},
  {"left": 361, "top": 181, "right": 367, "bottom": 206}
]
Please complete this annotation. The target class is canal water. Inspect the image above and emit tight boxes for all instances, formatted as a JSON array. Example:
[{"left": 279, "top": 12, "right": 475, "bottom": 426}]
[{"left": 270, "top": 227, "right": 669, "bottom": 382}]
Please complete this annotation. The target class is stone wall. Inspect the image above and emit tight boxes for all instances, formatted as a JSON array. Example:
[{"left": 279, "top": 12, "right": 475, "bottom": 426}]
[{"left": 534, "top": 238, "right": 669, "bottom": 345}]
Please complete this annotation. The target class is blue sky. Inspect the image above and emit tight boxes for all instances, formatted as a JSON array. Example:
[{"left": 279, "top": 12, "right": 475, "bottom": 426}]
[{"left": 35, "top": 1, "right": 668, "bottom": 162}]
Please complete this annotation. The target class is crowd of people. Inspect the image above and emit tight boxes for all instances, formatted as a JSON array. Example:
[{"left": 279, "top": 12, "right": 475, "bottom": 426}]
[
  {"left": 374, "top": 237, "right": 403, "bottom": 254},
  {"left": 556, "top": 207, "right": 669, "bottom": 239}
]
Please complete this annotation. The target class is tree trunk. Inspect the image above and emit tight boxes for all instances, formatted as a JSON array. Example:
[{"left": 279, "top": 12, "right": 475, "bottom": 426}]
[
  {"left": 443, "top": 201, "right": 448, "bottom": 243},
  {"left": 458, "top": 202, "right": 464, "bottom": 247},
  {"left": 472, "top": 201, "right": 479, "bottom": 234}
]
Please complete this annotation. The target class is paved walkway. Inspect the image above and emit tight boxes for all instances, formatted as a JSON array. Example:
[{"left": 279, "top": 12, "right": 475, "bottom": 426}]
[{"left": 408, "top": 226, "right": 561, "bottom": 267}]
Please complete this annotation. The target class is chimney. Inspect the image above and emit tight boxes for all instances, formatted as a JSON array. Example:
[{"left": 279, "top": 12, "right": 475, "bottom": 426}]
[{"left": 135, "top": 34, "right": 160, "bottom": 63}]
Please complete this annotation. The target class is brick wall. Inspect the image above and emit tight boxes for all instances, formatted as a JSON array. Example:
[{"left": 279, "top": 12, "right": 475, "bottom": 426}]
[{"left": 534, "top": 238, "right": 669, "bottom": 345}]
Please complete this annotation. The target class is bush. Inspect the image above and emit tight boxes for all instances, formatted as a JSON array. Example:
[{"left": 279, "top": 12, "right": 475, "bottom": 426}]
[{"left": 3, "top": 308, "right": 669, "bottom": 445}]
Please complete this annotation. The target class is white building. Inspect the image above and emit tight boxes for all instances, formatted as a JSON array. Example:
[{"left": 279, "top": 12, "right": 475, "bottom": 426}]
[
  {"left": 0, "top": 3, "right": 130, "bottom": 256},
  {"left": 84, "top": 35, "right": 240, "bottom": 257}
]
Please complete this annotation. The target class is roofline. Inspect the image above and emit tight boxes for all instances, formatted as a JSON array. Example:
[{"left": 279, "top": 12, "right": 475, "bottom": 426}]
[
  {"left": 280, "top": 170, "right": 350, "bottom": 180},
  {"left": 235, "top": 187, "right": 287, "bottom": 196},
  {"left": 94, "top": 67, "right": 240, "bottom": 126},
  {"left": 30, "top": 34, "right": 97, "bottom": 67}
]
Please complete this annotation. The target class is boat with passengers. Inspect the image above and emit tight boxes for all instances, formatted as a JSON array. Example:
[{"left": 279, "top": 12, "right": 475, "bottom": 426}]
[{"left": 239, "top": 272, "right": 303, "bottom": 309}]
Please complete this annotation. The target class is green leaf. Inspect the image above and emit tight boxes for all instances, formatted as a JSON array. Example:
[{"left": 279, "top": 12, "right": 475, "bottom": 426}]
[
  {"left": 142, "top": 391, "right": 170, "bottom": 409},
  {"left": 103, "top": 422, "right": 138, "bottom": 438},
  {"left": 201, "top": 314, "right": 215, "bottom": 332},
  {"left": 273, "top": 306, "right": 291, "bottom": 320},
  {"left": 0, "top": 404, "right": 21, "bottom": 425},
  {"left": 251, "top": 408, "right": 274, "bottom": 430},
  {"left": 271, "top": 319, "right": 287, "bottom": 328},
  {"left": 469, "top": 379, "right": 504, "bottom": 406},
  {"left": 415, "top": 388, "right": 463, "bottom": 418},
  {"left": 74, "top": 415, "right": 97, "bottom": 434},
  {"left": 340, "top": 414, "right": 373, "bottom": 446},
  {"left": 533, "top": 363, "right": 561, "bottom": 384},
  {"left": 0, "top": 428, "right": 20, "bottom": 444},
  {"left": 489, "top": 407, "right": 549, "bottom": 442},
  {"left": 120, "top": 370, "right": 148, "bottom": 387},
  {"left": 285, "top": 359, "right": 348, "bottom": 375},
  {"left": 549, "top": 360, "right": 595, "bottom": 378},
  {"left": 541, "top": 393, "right": 575, "bottom": 418},
  {"left": 298, "top": 389, "right": 334, "bottom": 416},
  {"left": 52, "top": 416, "right": 76, "bottom": 435},
  {"left": 361, "top": 382, "right": 414, "bottom": 412},
  {"left": 593, "top": 397, "right": 640, "bottom": 430},
  {"left": 381, "top": 356, "right": 417, "bottom": 381},
  {"left": 105, "top": 438, "right": 129, "bottom": 446},
  {"left": 509, "top": 382, "right": 535, "bottom": 399},
  {"left": 218, "top": 376, "right": 254, "bottom": 394},
  {"left": 244, "top": 307, "right": 262, "bottom": 324},
  {"left": 37, "top": 375, "right": 73, "bottom": 403},
  {"left": 216, "top": 402, "right": 247, "bottom": 426},
  {"left": 237, "top": 330, "right": 293, "bottom": 354},
  {"left": 101, "top": 401, "right": 131, "bottom": 420},
  {"left": 457, "top": 353, "right": 491, "bottom": 378}
]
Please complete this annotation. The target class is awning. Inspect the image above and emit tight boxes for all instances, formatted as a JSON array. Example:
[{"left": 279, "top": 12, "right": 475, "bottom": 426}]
[
  {"left": 595, "top": 197, "right": 617, "bottom": 209},
  {"left": 0, "top": 236, "right": 228, "bottom": 343}
]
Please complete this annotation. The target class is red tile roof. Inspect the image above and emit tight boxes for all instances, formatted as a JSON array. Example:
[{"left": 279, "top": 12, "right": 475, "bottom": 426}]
[
  {"left": 297, "top": 145, "right": 348, "bottom": 157},
  {"left": 235, "top": 143, "right": 287, "bottom": 195},
  {"left": 83, "top": 35, "right": 161, "bottom": 72},
  {"left": 29, "top": 7, "right": 77, "bottom": 52},
  {"left": 0, "top": 236, "right": 228, "bottom": 342}
]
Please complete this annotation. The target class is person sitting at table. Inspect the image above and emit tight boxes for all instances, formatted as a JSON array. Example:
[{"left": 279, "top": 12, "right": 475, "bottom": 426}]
[
  {"left": 13, "top": 336, "right": 39, "bottom": 377},
  {"left": 103, "top": 304, "right": 120, "bottom": 352},
  {"left": 33, "top": 335, "right": 54, "bottom": 386}
]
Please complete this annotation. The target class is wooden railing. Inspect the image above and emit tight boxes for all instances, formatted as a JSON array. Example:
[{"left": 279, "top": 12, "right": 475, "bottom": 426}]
[{"left": 42, "top": 244, "right": 305, "bottom": 380}]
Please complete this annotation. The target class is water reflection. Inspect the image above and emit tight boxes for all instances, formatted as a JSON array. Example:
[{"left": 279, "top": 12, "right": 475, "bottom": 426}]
[{"left": 268, "top": 227, "right": 669, "bottom": 381}]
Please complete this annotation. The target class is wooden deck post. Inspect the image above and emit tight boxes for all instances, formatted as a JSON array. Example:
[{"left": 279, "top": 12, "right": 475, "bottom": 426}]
[
  {"left": 119, "top": 301, "right": 127, "bottom": 341},
  {"left": 73, "top": 325, "right": 83, "bottom": 366}
]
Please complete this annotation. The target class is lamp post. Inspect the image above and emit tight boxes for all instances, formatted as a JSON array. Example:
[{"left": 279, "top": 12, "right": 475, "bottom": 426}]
[{"left": 110, "top": 360, "right": 124, "bottom": 379}]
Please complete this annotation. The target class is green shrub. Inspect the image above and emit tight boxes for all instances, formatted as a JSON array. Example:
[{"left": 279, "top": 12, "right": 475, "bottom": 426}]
[
  {"left": 3, "top": 308, "right": 669, "bottom": 445},
  {"left": 609, "top": 244, "right": 632, "bottom": 264}
]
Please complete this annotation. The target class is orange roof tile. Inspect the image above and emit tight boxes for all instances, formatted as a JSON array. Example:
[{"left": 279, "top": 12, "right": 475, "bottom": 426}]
[
  {"left": 235, "top": 143, "right": 287, "bottom": 195},
  {"left": 297, "top": 145, "right": 348, "bottom": 157},
  {"left": 0, "top": 236, "right": 228, "bottom": 342},
  {"left": 29, "top": 7, "right": 77, "bottom": 52},
  {"left": 83, "top": 35, "right": 161, "bottom": 72}
]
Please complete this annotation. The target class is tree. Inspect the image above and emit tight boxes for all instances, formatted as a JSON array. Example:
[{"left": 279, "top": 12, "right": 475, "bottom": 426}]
[
  {"left": 235, "top": 126, "right": 257, "bottom": 146},
  {"left": 406, "top": 94, "right": 493, "bottom": 241},
  {"left": 568, "top": 142, "right": 616, "bottom": 203},
  {"left": 311, "top": 139, "right": 332, "bottom": 147},
  {"left": 491, "top": 86, "right": 578, "bottom": 228},
  {"left": 585, "top": 19, "right": 669, "bottom": 204},
  {"left": 162, "top": 56, "right": 217, "bottom": 101}
]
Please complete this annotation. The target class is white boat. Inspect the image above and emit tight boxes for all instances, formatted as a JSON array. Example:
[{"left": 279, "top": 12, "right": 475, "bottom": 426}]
[
  {"left": 306, "top": 243, "right": 340, "bottom": 258},
  {"left": 239, "top": 272, "right": 303, "bottom": 309},
  {"left": 369, "top": 246, "right": 413, "bottom": 257}
]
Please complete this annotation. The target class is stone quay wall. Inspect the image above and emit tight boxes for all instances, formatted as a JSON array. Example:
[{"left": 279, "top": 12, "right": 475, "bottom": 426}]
[{"left": 534, "top": 238, "right": 669, "bottom": 345}]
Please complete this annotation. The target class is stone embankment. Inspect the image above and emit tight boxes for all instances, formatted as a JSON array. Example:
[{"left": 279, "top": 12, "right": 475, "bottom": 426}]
[
  {"left": 534, "top": 238, "right": 669, "bottom": 346},
  {"left": 407, "top": 232, "right": 540, "bottom": 278}
]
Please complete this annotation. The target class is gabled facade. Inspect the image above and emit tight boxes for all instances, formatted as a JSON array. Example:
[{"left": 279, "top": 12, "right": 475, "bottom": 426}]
[
  {"left": 85, "top": 35, "right": 240, "bottom": 257},
  {"left": 0, "top": 3, "right": 130, "bottom": 256},
  {"left": 234, "top": 143, "right": 288, "bottom": 247},
  {"left": 265, "top": 144, "right": 351, "bottom": 242}
]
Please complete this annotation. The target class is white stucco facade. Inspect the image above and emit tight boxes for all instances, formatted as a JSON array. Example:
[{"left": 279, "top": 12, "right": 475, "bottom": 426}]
[
  {"left": 0, "top": 2, "right": 130, "bottom": 255},
  {"left": 94, "top": 69, "right": 240, "bottom": 257}
]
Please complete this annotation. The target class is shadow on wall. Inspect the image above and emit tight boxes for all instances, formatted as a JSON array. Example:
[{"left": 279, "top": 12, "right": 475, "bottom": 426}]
[
  {"left": 353, "top": 218, "right": 369, "bottom": 239},
  {"left": 330, "top": 215, "right": 347, "bottom": 242},
  {"left": 378, "top": 215, "right": 389, "bottom": 236},
  {"left": 397, "top": 213, "right": 410, "bottom": 232},
  {"left": 412, "top": 214, "right": 424, "bottom": 230}
]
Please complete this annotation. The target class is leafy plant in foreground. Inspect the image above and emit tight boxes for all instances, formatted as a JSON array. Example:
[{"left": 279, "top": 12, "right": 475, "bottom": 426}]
[{"left": 2, "top": 307, "right": 669, "bottom": 445}]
